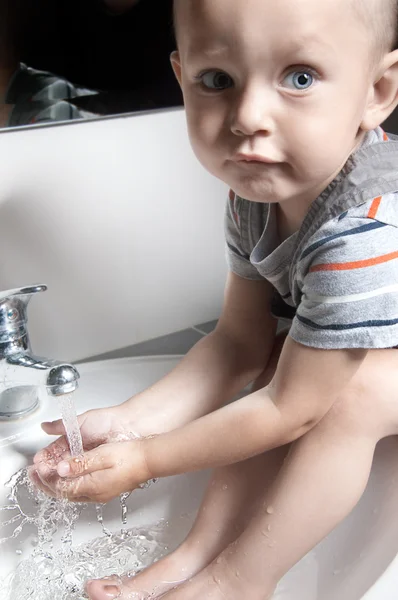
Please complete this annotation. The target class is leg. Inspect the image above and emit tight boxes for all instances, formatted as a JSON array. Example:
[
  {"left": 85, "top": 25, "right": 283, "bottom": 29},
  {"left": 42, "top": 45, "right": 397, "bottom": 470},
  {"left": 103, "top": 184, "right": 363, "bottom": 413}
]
[
  {"left": 157, "top": 348, "right": 398, "bottom": 599},
  {"left": 86, "top": 448, "right": 290, "bottom": 600},
  {"left": 86, "top": 332, "right": 290, "bottom": 600}
]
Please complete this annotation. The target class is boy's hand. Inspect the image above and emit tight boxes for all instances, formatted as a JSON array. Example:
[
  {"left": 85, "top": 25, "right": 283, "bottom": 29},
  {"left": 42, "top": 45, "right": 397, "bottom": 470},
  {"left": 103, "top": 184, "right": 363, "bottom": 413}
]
[
  {"left": 30, "top": 439, "right": 150, "bottom": 503},
  {"left": 33, "top": 405, "right": 135, "bottom": 470}
]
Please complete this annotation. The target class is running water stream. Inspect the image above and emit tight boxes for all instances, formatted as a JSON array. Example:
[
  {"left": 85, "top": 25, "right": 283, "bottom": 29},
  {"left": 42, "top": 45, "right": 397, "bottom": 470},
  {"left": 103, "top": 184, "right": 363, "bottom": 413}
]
[
  {"left": 0, "top": 391, "right": 169, "bottom": 600},
  {"left": 58, "top": 393, "right": 84, "bottom": 458}
]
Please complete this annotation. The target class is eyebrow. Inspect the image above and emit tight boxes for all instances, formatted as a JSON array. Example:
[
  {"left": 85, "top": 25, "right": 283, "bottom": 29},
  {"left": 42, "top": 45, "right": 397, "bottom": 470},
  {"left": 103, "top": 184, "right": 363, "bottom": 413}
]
[
  {"left": 282, "top": 33, "right": 336, "bottom": 55},
  {"left": 202, "top": 46, "right": 230, "bottom": 58},
  {"left": 185, "top": 39, "right": 230, "bottom": 58},
  {"left": 184, "top": 31, "right": 336, "bottom": 63}
]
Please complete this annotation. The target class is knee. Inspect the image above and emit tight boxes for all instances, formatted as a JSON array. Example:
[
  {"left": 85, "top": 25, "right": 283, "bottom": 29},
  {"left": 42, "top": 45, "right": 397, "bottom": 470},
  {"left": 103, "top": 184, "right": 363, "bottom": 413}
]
[{"left": 326, "top": 387, "right": 372, "bottom": 433}]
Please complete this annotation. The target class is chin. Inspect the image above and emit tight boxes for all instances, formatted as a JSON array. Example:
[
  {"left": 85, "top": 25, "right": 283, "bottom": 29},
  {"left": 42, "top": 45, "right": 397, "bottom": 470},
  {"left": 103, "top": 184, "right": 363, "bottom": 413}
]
[{"left": 231, "top": 178, "right": 281, "bottom": 203}]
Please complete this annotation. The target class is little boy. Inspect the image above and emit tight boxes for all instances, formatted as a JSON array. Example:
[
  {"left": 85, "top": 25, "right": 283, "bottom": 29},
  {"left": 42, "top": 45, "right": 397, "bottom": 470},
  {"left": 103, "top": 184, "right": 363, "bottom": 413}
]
[{"left": 33, "top": 0, "right": 398, "bottom": 598}]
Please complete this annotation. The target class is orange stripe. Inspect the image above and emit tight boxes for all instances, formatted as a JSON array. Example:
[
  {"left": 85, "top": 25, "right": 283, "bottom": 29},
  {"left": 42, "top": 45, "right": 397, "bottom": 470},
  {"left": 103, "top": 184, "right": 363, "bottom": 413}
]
[
  {"left": 383, "top": 132, "right": 389, "bottom": 141},
  {"left": 367, "top": 196, "right": 382, "bottom": 219},
  {"left": 310, "top": 250, "right": 398, "bottom": 273}
]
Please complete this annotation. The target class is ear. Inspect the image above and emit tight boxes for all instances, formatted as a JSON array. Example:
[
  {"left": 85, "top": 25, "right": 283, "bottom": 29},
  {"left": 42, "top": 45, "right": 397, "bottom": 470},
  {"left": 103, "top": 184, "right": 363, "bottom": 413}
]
[
  {"left": 170, "top": 51, "right": 182, "bottom": 87},
  {"left": 361, "top": 49, "right": 398, "bottom": 131}
]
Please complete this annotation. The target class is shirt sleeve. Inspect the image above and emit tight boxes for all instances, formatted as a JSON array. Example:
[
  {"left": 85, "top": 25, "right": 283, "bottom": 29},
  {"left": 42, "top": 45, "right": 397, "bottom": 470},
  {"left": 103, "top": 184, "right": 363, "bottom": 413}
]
[
  {"left": 290, "top": 213, "right": 398, "bottom": 349},
  {"left": 224, "top": 191, "right": 264, "bottom": 281}
]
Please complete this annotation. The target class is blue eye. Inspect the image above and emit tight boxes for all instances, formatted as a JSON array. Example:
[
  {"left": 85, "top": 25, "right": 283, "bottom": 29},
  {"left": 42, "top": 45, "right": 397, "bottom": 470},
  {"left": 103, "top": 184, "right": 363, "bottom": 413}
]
[
  {"left": 200, "top": 70, "right": 233, "bottom": 90},
  {"left": 284, "top": 71, "right": 314, "bottom": 90}
]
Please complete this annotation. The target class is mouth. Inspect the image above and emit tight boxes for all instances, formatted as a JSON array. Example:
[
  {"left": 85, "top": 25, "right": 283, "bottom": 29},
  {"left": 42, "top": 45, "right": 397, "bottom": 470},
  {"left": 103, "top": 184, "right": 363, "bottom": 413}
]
[{"left": 233, "top": 153, "right": 279, "bottom": 165}]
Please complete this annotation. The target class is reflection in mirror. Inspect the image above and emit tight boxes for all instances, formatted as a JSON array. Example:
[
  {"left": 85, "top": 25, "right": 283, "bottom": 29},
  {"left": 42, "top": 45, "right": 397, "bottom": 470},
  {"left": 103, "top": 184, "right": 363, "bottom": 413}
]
[{"left": 0, "top": 0, "right": 181, "bottom": 130}]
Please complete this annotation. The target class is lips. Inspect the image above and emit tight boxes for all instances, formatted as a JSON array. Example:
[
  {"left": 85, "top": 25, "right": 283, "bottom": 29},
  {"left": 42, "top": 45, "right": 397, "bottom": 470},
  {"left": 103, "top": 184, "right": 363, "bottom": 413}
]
[{"left": 234, "top": 153, "right": 279, "bottom": 164}]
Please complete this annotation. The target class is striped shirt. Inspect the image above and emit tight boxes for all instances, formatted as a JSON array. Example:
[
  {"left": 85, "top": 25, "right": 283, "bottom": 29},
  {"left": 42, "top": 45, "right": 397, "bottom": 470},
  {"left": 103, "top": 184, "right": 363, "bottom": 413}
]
[{"left": 225, "top": 127, "right": 398, "bottom": 349}]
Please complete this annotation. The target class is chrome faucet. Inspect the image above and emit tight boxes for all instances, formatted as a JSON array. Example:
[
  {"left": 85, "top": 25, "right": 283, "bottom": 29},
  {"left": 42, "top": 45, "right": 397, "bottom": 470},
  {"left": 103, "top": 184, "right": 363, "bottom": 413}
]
[{"left": 0, "top": 285, "right": 80, "bottom": 420}]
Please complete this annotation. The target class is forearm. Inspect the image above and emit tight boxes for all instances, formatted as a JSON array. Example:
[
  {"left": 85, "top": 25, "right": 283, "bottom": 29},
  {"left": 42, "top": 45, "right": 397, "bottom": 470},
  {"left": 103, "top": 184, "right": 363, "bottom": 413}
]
[
  {"left": 123, "top": 329, "right": 269, "bottom": 432},
  {"left": 141, "top": 337, "right": 365, "bottom": 478},
  {"left": 142, "top": 387, "right": 315, "bottom": 478}
]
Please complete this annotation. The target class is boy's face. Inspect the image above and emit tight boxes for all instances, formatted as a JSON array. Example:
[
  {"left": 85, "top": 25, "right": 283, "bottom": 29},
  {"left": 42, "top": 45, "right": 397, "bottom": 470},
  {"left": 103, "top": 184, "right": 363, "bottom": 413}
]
[{"left": 172, "top": 0, "right": 380, "bottom": 209}]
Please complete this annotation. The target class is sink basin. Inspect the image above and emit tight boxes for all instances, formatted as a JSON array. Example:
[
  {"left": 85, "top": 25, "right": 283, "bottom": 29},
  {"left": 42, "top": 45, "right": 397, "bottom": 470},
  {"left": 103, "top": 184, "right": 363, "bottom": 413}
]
[{"left": 0, "top": 355, "right": 398, "bottom": 599}]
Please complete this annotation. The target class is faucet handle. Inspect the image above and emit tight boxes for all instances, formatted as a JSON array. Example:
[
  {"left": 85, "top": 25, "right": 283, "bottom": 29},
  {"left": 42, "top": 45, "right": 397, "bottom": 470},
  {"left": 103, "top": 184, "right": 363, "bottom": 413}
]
[{"left": 0, "top": 284, "right": 47, "bottom": 343}]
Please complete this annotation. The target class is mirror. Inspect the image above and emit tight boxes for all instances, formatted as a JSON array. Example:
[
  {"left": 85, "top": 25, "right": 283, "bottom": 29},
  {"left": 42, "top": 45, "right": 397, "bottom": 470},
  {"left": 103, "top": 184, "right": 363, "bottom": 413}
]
[{"left": 0, "top": 0, "right": 182, "bottom": 130}]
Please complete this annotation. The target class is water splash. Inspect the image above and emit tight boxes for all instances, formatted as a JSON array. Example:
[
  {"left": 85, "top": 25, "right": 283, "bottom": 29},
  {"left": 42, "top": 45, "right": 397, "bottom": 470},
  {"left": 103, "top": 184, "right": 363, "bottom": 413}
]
[
  {"left": 2, "top": 522, "right": 170, "bottom": 600},
  {"left": 0, "top": 469, "right": 83, "bottom": 549},
  {"left": 0, "top": 468, "right": 189, "bottom": 600}
]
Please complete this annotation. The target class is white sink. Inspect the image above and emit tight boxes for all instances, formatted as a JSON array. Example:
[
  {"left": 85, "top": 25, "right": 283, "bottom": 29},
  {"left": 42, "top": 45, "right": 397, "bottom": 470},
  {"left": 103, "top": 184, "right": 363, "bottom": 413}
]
[{"left": 0, "top": 355, "right": 398, "bottom": 599}]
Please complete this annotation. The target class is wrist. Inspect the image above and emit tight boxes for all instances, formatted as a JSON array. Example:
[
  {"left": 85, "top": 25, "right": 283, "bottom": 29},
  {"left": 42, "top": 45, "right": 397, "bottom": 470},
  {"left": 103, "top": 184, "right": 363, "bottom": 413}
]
[
  {"left": 137, "top": 436, "right": 155, "bottom": 482},
  {"left": 121, "top": 394, "right": 192, "bottom": 438}
]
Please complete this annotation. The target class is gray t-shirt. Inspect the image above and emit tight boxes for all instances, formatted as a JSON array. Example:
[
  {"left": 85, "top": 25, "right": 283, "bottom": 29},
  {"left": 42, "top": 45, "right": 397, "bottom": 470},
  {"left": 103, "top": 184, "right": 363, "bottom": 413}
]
[{"left": 225, "top": 127, "right": 398, "bottom": 349}]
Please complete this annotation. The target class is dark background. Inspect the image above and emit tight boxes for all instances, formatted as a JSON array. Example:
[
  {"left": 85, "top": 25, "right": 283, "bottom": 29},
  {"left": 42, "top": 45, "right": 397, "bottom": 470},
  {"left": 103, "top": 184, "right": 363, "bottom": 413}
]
[{"left": 1, "top": 0, "right": 183, "bottom": 115}]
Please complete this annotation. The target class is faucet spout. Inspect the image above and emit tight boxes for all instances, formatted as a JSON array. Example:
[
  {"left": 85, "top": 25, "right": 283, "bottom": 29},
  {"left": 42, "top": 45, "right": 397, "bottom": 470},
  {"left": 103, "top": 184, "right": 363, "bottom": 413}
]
[
  {"left": 46, "top": 363, "right": 80, "bottom": 396},
  {"left": 4, "top": 353, "right": 79, "bottom": 392},
  {"left": 0, "top": 353, "right": 80, "bottom": 420}
]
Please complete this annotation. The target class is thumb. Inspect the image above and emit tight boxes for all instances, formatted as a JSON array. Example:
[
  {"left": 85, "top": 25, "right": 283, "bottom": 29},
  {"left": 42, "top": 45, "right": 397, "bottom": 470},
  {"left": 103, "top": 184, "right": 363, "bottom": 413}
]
[
  {"left": 41, "top": 419, "right": 66, "bottom": 435},
  {"left": 56, "top": 445, "right": 115, "bottom": 478}
]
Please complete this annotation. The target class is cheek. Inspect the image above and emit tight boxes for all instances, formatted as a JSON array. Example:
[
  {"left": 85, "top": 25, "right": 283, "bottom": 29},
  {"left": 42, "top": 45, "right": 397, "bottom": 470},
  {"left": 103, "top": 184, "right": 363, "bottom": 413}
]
[
  {"left": 186, "top": 107, "right": 224, "bottom": 159},
  {"left": 185, "top": 95, "right": 226, "bottom": 141},
  {"left": 286, "top": 107, "right": 360, "bottom": 165}
]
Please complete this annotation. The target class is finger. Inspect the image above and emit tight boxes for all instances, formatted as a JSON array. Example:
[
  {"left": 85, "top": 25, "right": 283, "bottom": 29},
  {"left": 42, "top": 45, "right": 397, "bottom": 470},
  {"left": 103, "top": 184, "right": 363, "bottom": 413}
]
[
  {"left": 56, "top": 445, "right": 115, "bottom": 478},
  {"left": 28, "top": 466, "right": 59, "bottom": 498},
  {"left": 33, "top": 459, "right": 68, "bottom": 495},
  {"left": 60, "top": 470, "right": 127, "bottom": 503},
  {"left": 41, "top": 419, "right": 67, "bottom": 436},
  {"left": 33, "top": 436, "right": 71, "bottom": 465}
]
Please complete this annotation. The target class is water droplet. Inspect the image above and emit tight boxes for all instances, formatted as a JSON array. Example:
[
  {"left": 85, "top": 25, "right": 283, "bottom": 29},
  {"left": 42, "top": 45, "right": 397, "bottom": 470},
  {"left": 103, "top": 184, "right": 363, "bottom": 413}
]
[
  {"left": 15, "top": 549, "right": 22, "bottom": 555},
  {"left": 266, "top": 506, "right": 274, "bottom": 514},
  {"left": 222, "top": 485, "right": 228, "bottom": 491},
  {"left": 267, "top": 524, "right": 272, "bottom": 531},
  {"left": 120, "top": 492, "right": 130, "bottom": 525}
]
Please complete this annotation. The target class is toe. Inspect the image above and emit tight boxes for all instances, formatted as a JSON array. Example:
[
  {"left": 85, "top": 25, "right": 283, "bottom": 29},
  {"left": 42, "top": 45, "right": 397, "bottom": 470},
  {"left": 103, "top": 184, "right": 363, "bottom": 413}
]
[{"left": 85, "top": 579, "right": 121, "bottom": 599}]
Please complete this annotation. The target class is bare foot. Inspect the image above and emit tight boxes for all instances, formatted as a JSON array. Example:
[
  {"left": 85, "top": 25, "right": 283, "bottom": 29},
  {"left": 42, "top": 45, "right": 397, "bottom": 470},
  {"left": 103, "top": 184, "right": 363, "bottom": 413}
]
[
  {"left": 85, "top": 544, "right": 208, "bottom": 599},
  {"left": 146, "top": 554, "right": 276, "bottom": 600}
]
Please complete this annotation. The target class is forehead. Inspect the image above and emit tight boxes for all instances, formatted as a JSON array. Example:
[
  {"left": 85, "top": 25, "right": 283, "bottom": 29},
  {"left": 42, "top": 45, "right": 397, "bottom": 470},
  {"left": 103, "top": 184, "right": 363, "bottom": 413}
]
[{"left": 175, "top": 0, "right": 369, "bottom": 57}]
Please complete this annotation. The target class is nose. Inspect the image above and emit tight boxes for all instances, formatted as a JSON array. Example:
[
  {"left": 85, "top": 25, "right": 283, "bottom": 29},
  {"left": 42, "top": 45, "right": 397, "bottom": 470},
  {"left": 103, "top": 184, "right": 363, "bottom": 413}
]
[{"left": 230, "top": 85, "right": 274, "bottom": 137}]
